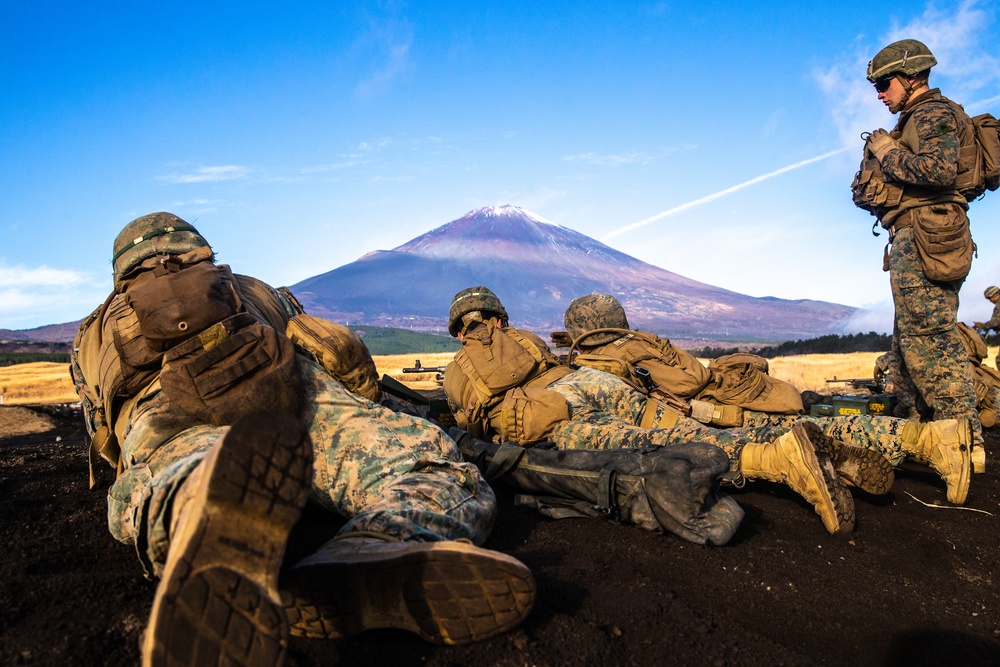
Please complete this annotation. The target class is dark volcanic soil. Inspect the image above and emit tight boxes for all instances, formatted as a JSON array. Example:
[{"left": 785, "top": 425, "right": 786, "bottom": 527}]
[{"left": 2, "top": 406, "right": 1000, "bottom": 666}]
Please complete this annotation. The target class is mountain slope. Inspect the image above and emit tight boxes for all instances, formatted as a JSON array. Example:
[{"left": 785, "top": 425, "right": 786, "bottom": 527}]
[{"left": 293, "top": 205, "right": 855, "bottom": 340}]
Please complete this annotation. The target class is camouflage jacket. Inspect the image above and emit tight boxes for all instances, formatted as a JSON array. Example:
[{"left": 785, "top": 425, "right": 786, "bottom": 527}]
[{"left": 879, "top": 89, "right": 970, "bottom": 225}]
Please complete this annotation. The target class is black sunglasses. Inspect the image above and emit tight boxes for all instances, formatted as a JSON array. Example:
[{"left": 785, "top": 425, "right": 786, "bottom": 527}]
[{"left": 873, "top": 76, "right": 894, "bottom": 93}]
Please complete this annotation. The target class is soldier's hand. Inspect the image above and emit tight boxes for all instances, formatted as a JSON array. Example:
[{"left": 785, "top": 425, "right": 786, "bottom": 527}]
[{"left": 867, "top": 129, "right": 898, "bottom": 162}]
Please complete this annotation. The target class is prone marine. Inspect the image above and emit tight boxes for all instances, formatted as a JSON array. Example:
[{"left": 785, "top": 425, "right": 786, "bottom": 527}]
[{"left": 70, "top": 213, "right": 535, "bottom": 666}]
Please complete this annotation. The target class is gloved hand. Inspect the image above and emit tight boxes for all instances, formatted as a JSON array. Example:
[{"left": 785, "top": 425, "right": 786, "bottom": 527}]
[
  {"left": 867, "top": 129, "right": 898, "bottom": 162},
  {"left": 974, "top": 322, "right": 986, "bottom": 330}
]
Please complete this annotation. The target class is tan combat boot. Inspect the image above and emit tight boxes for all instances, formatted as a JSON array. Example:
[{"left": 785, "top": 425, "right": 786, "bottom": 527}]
[
  {"left": 972, "top": 445, "right": 986, "bottom": 474},
  {"left": 142, "top": 412, "right": 312, "bottom": 667},
  {"left": 900, "top": 419, "right": 972, "bottom": 504},
  {"left": 738, "top": 422, "right": 855, "bottom": 534},
  {"left": 281, "top": 533, "right": 536, "bottom": 645}
]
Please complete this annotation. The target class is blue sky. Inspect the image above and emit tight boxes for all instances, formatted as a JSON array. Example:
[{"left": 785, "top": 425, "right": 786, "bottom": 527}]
[{"left": 2, "top": 0, "right": 999, "bottom": 332}]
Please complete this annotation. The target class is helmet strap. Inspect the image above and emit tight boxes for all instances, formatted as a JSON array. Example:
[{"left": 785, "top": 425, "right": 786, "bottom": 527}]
[{"left": 888, "top": 73, "right": 914, "bottom": 113}]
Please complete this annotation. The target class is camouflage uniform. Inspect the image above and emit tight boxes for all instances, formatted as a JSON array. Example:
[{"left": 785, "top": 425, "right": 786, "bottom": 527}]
[
  {"left": 107, "top": 357, "right": 494, "bottom": 577},
  {"left": 547, "top": 367, "right": 914, "bottom": 466},
  {"left": 875, "top": 89, "right": 980, "bottom": 441},
  {"left": 547, "top": 366, "right": 753, "bottom": 464},
  {"left": 75, "top": 234, "right": 496, "bottom": 578},
  {"left": 558, "top": 298, "right": 910, "bottom": 468},
  {"left": 874, "top": 348, "right": 920, "bottom": 417}
]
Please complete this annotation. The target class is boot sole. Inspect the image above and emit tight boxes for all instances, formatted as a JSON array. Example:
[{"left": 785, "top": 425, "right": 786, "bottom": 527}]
[
  {"left": 282, "top": 541, "right": 536, "bottom": 645},
  {"left": 828, "top": 442, "right": 895, "bottom": 495},
  {"left": 142, "top": 412, "right": 312, "bottom": 667},
  {"left": 789, "top": 423, "right": 855, "bottom": 534}
]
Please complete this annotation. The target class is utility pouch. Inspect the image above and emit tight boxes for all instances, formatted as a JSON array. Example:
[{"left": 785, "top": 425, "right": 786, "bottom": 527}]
[
  {"left": 126, "top": 256, "right": 237, "bottom": 352},
  {"left": 286, "top": 314, "right": 380, "bottom": 401},
  {"left": 690, "top": 399, "right": 744, "bottom": 427},
  {"left": 909, "top": 205, "right": 975, "bottom": 282},
  {"left": 851, "top": 149, "right": 904, "bottom": 215},
  {"left": 496, "top": 386, "right": 570, "bottom": 444},
  {"left": 160, "top": 313, "right": 303, "bottom": 425}
]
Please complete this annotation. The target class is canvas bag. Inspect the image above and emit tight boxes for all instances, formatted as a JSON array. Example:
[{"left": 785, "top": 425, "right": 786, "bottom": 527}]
[
  {"left": 496, "top": 385, "right": 571, "bottom": 444},
  {"left": 698, "top": 353, "right": 803, "bottom": 415}
]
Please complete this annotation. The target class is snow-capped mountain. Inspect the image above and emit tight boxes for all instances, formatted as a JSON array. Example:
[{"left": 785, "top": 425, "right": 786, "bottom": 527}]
[{"left": 292, "top": 205, "right": 855, "bottom": 340}]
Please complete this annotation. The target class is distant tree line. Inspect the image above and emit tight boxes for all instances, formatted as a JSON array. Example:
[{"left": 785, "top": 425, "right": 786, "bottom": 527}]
[
  {"left": 352, "top": 326, "right": 460, "bottom": 356},
  {"left": 688, "top": 332, "right": 892, "bottom": 359},
  {"left": 0, "top": 353, "right": 71, "bottom": 366}
]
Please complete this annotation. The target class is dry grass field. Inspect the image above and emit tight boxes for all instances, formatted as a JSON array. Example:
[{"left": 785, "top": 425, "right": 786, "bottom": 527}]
[
  {"left": 0, "top": 362, "right": 77, "bottom": 405},
  {"left": 4, "top": 347, "right": 997, "bottom": 405}
]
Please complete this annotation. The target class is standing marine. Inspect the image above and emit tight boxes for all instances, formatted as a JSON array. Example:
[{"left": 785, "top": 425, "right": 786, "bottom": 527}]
[
  {"left": 974, "top": 285, "right": 1000, "bottom": 368},
  {"left": 70, "top": 213, "right": 534, "bottom": 666},
  {"left": 850, "top": 38, "right": 978, "bottom": 497}
]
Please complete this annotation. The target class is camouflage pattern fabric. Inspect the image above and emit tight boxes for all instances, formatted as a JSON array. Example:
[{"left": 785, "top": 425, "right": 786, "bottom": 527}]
[
  {"left": 108, "top": 358, "right": 495, "bottom": 578},
  {"left": 889, "top": 226, "right": 981, "bottom": 443},
  {"left": 546, "top": 367, "right": 775, "bottom": 467},
  {"left": 874, "top": 347, "right": 919, "bottom": 417},
  {"left": 880, "top": 94, "right": 964, "bottom": 186},
  {"left": 741, "top": 410, "right": 908, "bottom": 467},
  {"left": 547, "top": 368, "right": 922, "bottom": 470}
]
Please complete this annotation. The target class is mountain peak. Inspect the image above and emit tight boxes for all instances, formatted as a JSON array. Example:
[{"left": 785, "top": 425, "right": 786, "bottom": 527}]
[
  {"left": 293, "top": 205, "right": 856, "bottom": 340},
  {"left": 458, "top": 205, "right": 555, "bottom": 225}
]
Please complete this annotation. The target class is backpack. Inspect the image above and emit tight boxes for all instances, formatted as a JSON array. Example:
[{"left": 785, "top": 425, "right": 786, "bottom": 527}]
[
  {"left": 449, "top": 321, "right": 572, "bottom": 442},
  {"left": 963, "top": 112, "right": 1000, "bottom": 200},
  {"left": 938, "top": 99, "right": 999, "bottom": 201}
]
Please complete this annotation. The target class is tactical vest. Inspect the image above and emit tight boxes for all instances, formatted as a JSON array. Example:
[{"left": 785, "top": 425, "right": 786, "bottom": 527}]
[
  {"left": 571, "top": 329, "right": 712, "bottom": 399},
  {"left": 444, "top": 321, "right": 572, "bottom": 442},
  {"left": 853, "top": 90, "right": 973, "bottom": 227},
  {"left": 73, "top": 255, "right": 299, "bottom": 479}
]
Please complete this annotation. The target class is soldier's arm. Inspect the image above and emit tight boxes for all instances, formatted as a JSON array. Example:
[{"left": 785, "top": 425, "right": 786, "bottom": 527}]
[
  {"left": 880, "top": 105, "right": 961, "bottom": 187},
  {"left": 983, "top": 305, "right": 1000, "bottom": 331}
]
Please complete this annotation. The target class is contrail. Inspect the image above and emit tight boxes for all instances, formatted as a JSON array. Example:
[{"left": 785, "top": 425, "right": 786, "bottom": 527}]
[{"left": 601, "top": 146, "right": 851, "bottom": 242}]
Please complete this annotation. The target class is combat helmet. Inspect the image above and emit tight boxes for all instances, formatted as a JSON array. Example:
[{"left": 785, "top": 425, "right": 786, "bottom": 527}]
[
  {"left": 112, "top": 212, "right": 210, "bottom": 283},
  {"left": 564, "top": 293, "right": 629, "bottom": 346},
  {"left": 867, "top": 39, "right": 937, "bottom": 83},
  {"left": 448, "top": 286, "right": 509, "bottom": 336},
  {"left": 985, "top": 286, "right": 1000, "bottom": 300}
]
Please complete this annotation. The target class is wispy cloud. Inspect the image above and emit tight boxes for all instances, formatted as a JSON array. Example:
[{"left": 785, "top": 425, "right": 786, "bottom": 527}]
[
  {"left": 563, "top": 152, "right": 659, "bottom": 167},
  {"left": 815, "top": 0, "right": 999, "bottom": 148},
  {"left": 601, "top": 148, "right": 849, "bottom": 241},
  {"left": 157, "top": 165, "right": 252, "bottom": 184},
  {"left": 353, "top": 10, "right": 414, "bottom": 99},
  {"left": 0, "top": 264, "right": 110, "bottom": 328},
  {"left": 563, "top": 144, "right": 696, "bottom": 168}
]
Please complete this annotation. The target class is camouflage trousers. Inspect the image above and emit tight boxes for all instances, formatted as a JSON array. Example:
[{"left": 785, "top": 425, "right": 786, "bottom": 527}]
[
  {"left": 889, "top": 226, "right": 980, "bottom": 442},
  {"left": 741, "top": 410, "right": 907, "bottom": 466},
  {"left": 546, "top": 367, "right": 789, "bottom": 467},
  {"left": 108, "top": 357, "right": 495, "bottom": 578},
  {"left": 546, "top": 368, "right": 914, "bottom": 467}
]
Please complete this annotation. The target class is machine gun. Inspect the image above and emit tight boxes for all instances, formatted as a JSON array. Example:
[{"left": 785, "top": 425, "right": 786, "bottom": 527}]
[
  {"left": 825, "top": 377, "right": 887, "bottom": 394},
  {"left": 401, "top": 359, "right": 449, "bottom": 377}
]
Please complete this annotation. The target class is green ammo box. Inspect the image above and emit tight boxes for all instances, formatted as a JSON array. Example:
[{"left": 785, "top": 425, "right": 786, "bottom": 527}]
[{"left": 810, "top": 394, "right": 896, "bottom": 417}]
